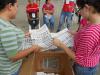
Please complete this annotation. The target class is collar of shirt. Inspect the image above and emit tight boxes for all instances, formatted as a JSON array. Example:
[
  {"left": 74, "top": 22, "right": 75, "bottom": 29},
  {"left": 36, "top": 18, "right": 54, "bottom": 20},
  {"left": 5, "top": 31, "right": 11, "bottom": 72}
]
[{"left": 0, "top": 18, "right": 15, "bottom": 27}]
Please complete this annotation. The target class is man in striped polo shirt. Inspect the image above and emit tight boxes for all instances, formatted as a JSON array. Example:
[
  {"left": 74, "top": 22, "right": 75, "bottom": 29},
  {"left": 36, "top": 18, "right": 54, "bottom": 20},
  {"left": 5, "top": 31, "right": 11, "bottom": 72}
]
[{"left": 0, "top": 0, "right": 41, "bottom": 75}]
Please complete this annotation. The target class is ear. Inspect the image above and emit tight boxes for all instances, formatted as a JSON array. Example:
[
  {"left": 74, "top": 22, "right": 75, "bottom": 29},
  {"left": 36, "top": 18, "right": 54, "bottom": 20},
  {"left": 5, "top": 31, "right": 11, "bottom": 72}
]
[
  {"left": 84, "top": 4, "right": 90, "bottom": 10},
  {"left": 5, "top": 3, "right": 13, "bottom": 11},
  {"left": 84, "top": 4, "right": 94, "bottom": 12}
]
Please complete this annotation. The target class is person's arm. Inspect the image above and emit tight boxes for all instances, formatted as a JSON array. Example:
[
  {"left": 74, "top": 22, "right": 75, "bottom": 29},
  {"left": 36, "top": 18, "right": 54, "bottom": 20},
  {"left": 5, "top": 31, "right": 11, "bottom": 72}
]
[
  {"left": 53, "top": 38, "right": 75, "bottom": 60},
  {"left": 37, "top": 11, "right": 39, "bottom": 18},
  {"left": 42, "top": 8, "right": 48, "bottom": 14},
  {"left": 47, "top": 4, "right": 54, "bottom": 15},
  {"left": 24, "top": 32, "right": 31, "bottom": 38},
  {"left": 42, "top": 4, "right": 47, "bottom": 14},
  {"left": 27, "top": 13, "right": 32, "bottom": 20},
  {"left": 68, "top": 30, "right": 77, "bottom": 35},
  {"left": 0, "top": 29, "right": 41, "bottom": 62},
  {"left": 10, "top": 45, "right": 41, "bottom": 62},
  {"left": 48, "top": 8, "right": 54, "bottom": 14}
]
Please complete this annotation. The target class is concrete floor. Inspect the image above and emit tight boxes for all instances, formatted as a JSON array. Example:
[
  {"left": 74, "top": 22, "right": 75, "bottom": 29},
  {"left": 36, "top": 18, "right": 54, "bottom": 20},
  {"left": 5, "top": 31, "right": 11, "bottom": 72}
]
[{"left": 14, "top": 0, "right": 100, "bottom": 75}]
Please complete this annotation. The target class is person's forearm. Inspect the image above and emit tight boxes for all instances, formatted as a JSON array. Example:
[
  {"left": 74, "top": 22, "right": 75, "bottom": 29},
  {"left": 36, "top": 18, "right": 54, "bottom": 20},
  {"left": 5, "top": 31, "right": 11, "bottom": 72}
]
[
  {"left": 48, "top": 10, "right": 54, "bottom": 14},
  {"left": 10, "top": 47, "right": 34, "bottom": 62},
  {"left": 43, "top": 9, "right": 54, "bottom": 14},
  {"left": 42, "top": 9, "right": 48, "bottom": 14},
  {"left": 61, "top": 43, "right": 75, "bottom": 60},
  {"left": 27, "top": 14, "right": 32, "bottom": 20},
  {"left": 37, "top": 12, "right": 39, "bottom": 18}
]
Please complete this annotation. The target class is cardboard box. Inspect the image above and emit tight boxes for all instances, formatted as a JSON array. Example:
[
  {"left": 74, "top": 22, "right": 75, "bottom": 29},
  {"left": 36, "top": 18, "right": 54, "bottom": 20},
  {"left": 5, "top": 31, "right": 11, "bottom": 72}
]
[{"left": 19, "top": 50, "right": 74, "bottom": 75}]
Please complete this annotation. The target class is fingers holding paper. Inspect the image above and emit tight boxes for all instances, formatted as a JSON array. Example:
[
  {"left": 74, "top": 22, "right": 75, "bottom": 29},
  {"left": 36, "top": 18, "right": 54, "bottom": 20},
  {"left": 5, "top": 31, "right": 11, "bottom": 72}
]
[
  {"left": 52, "top": 38, "right": 66, "bottom": 49},
  {"left": 25, "top": 32, "right": 31, "bottom": 38}
]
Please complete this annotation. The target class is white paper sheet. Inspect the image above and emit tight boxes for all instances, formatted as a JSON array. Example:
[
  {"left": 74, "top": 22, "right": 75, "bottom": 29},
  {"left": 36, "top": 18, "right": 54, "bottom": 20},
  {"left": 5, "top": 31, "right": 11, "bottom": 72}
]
[
  {"left": 52, "top": 28, "right": 73, "bottom": 47},
  {"left": 30, "top": 25, "right": 56, "bottom": 50},
  {"left": 22, "top": 25, "right": 73, "bottom": 51}
]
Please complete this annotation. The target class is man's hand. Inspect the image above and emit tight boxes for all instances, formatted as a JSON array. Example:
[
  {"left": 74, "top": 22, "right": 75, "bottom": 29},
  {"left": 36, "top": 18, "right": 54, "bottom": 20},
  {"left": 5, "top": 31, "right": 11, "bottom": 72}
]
[{"left": 25, "top": 32, "right": 31, "bottom": 38}]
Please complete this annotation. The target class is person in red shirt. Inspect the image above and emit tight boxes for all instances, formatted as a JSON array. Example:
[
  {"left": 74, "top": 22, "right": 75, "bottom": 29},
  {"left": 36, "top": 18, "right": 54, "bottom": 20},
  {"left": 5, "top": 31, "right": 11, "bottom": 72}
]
[
  {"left": 26, "top": 0, "right": 39, "bottom": 29},
  {"left": 42, "top": 0, "right": 55, "bottom": 32},
  {"left": 57, "top": 0, "right": 75, "bottom": 32}
]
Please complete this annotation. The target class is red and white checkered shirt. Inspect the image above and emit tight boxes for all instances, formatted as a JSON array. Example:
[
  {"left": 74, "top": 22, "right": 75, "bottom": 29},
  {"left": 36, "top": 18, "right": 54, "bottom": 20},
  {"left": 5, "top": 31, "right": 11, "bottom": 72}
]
[{"left": 74, "top": 24, "right": 100, "bottom": 67}]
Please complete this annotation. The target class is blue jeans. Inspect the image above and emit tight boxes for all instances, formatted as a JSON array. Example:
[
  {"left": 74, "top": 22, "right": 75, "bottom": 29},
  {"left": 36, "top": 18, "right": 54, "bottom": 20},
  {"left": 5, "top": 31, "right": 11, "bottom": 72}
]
[
  {"left": 73, "top": 63, "right": 99, "bottom": 75},
  {"left": 57, "top": 11, "right": 73, "bottom": 32},
  {"left": 12, "top": 72, "right": 19, "bottom": 75},
  {"left": 43, "top": 15, "right": 54, "bottom": 31},
  {"left": 12, "top": 70, "right": 19, "bottom": 75}
]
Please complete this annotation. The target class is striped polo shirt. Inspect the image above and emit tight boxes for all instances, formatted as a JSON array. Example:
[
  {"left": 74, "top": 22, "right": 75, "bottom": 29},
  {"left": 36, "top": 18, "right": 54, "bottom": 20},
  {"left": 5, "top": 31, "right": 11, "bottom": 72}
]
[
  {"left": 74, "top": 24, "right": 100, "bottom": 67},
  {"left": 0, "top": 18, "right": 24, "bottom": 75}
]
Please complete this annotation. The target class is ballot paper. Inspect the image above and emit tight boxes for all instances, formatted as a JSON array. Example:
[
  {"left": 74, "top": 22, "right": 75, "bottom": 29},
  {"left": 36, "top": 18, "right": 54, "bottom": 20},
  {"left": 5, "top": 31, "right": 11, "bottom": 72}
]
[
  {"left": 53, "top": 28, "right": 73, "bottom": 47},
  {"left": 36, "top": 72, "right": 59, "bottom": 75},
  {"left": 22, "top": 37, "right": 33, "bottom": 50},
  {"left": 30, "top": 25, "right": 56, "bottom": 50},
  {"left": 22, "top": 25, "right": 73, "bottom": 51}
]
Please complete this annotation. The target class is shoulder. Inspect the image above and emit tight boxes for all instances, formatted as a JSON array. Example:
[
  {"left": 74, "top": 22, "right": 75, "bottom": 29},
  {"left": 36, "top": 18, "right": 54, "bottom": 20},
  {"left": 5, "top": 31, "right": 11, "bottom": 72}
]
[
  {"left": 26, "top": 3, "right": 31, "bottom": 7},
  {"left": 50, "top": 3, "right": 54, "bottom": 6},
  {"left": 87, "top": 25, "right": 100, "bottom": 32},
  {"left": 0, "top": 27, "right": 14, "bottom": 33},
  {"left": 43, "top": 3, "right": 46, "bottom": 6},
  {"left": 83, "top": 25, "right": 100, "bottom": 37},
  {"left": 51, "top": 3, "right": 54, "bottom": 7},
  {"left": 42, "top": 3, "right": 46, "bottom": 8},
  {"left": 33, "top": 3, "right": 38, "bottom": 6}
]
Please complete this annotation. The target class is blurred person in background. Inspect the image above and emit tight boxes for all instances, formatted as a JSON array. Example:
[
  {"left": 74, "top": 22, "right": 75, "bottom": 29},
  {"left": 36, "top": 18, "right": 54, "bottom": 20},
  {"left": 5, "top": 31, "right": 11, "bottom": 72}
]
[
  {"left": 57, "top": 0, "right": 75, "bottom": 32},
  {"left": 42, "top": 0, "right": 55, "bottom": 32},
  {"left": 26, "top": 0, "right": 39, "bottom": 29}
]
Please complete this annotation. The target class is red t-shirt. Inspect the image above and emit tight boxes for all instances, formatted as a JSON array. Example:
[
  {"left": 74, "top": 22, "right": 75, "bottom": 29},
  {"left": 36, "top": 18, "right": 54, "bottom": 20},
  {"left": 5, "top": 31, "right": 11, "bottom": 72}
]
[
  {"left": 42, "top": 3, "right": 54, "bottom": 11},
  {"left": 26, "top": 3, "right": 39, "bottom": 13},
  {"left": 62, "top": 1, "right": 75, "bottom": 12}
]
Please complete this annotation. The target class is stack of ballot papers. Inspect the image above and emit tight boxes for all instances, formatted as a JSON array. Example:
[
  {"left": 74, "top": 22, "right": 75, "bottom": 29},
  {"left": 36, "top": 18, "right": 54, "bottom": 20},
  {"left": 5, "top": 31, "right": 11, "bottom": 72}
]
[{"left": 22, "top": 25, "right": 73, "bottom": 51}]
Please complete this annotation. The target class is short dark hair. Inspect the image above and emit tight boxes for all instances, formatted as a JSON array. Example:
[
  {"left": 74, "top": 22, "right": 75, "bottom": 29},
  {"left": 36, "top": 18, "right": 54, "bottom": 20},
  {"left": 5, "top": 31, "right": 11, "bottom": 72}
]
[
  {"left": 76, "top": 0, "right": 100, "bottom": 13},
  {"left": 0, "top": 0, "right": 16, "bottom": 11}
]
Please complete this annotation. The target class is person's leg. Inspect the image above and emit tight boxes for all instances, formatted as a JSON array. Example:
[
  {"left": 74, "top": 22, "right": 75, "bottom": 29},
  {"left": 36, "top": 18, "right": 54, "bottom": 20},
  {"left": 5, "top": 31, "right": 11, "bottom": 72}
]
[
  {"left": 43, "top": 15, "right": 50, "bottom": 28},
  {"left": 49, "top": 15, "right": 55, "bottom": 32},
  {"left": 66, "top": 12, "right": 73, "bottom": 30},
  {"left": 73, "top": 63, "right": 99, "bottom": 75},
  {"left": 57, "top": 11, "right": 66, "bottom": 32}
]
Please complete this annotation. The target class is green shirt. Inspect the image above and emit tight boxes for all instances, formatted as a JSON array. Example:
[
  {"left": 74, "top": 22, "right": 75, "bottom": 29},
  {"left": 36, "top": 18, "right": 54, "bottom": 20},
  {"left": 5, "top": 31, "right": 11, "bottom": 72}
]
[{"left": 0, "top": 18, "right": 24, "bottom": 75}]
